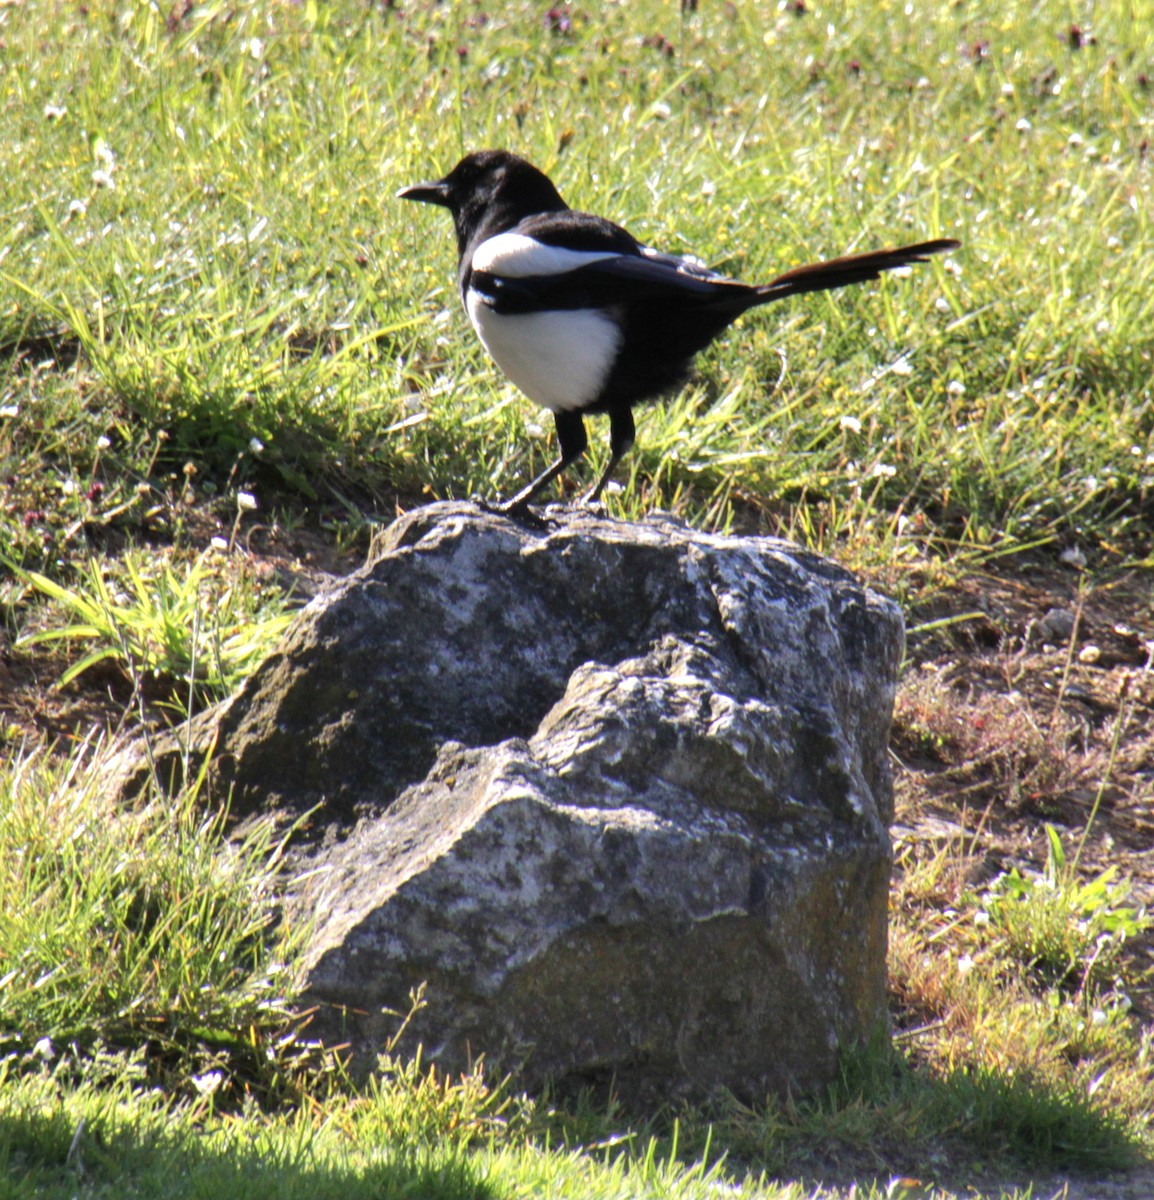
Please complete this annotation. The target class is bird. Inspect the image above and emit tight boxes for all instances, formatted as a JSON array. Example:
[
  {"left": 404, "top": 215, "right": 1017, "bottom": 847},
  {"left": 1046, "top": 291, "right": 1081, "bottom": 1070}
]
[{"left": 398, "top": 149, "right": 959, "bottom": 514}]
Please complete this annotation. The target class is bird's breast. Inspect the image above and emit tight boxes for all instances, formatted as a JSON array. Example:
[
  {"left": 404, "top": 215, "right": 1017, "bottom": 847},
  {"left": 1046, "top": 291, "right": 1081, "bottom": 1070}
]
[{"left": 464, "top": 289, "right": 621, "bottom": 413}]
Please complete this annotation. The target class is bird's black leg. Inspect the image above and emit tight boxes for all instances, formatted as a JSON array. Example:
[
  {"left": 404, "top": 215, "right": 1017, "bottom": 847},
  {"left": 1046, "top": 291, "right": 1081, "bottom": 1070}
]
[
  {"left": 582, "top": 405, "right": 635, "bottom": 506},
  {"left": 493, "top": 410, "right": 588, "bottom": 514}
]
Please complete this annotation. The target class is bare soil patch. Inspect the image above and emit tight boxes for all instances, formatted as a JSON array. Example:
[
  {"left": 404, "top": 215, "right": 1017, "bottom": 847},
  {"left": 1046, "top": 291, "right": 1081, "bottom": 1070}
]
[{"left": 895, "top": 564, "right": 1154, "bottom": 1017}]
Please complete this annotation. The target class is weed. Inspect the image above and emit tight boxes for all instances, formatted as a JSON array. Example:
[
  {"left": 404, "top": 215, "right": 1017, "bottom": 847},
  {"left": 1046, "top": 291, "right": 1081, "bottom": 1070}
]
[
  {"left": 982, "top": 824, "right": 1149, "bottom": 992},
  {"left": 9, "top": 548, "right": 293, "bottom": 710}
]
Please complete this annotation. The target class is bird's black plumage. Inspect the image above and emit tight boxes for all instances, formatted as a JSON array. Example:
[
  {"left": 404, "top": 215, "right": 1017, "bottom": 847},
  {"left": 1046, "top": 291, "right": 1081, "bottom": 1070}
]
[{"left": 398, "top": 149, "right": 959, "bottom": 512}]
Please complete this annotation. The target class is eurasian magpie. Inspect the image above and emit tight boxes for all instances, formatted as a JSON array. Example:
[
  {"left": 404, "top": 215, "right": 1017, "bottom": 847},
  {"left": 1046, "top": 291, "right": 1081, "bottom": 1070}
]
[{"left": 399, "top": 149, "right": 958, "bottom": 513}]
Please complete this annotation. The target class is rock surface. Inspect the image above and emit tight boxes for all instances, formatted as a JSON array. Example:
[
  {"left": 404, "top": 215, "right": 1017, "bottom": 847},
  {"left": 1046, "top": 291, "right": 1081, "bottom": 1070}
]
[{"left": 122, "top": 501, "right": 904, "bottom": 1100}]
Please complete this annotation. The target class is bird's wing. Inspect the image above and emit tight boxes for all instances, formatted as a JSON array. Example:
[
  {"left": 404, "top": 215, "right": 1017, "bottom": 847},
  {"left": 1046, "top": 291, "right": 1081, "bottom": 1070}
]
[{"left": 470, "top": 213, "right": 754, "bottom": 315}]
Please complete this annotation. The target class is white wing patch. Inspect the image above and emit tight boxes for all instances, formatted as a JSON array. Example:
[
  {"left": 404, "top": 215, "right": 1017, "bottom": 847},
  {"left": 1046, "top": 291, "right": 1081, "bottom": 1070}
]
[
  {"left": 471, "top": 231, "right": 619, "bottom": 278},
  {"left": 466, "top": 290, "right": 620, "bottom": 413}
]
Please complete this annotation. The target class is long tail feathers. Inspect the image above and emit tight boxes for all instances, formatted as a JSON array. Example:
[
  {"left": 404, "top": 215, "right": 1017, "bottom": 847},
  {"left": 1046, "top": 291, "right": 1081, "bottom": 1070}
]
[{"left": 756, "top": 238, "right": 959, "bottom": 301}]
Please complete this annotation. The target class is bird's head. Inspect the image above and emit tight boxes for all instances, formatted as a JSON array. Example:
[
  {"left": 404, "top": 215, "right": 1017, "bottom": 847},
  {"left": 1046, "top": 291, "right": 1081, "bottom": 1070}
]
[{"left": 398, "top": 149, "right": 568, "bottom": 255}]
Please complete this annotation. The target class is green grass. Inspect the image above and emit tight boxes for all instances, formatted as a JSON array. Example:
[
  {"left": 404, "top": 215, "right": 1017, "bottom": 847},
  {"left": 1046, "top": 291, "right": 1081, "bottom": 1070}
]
[
  {"left": 2, "top": 1, "right": 1154, "bottom": 1197},
  {"left": 0, "top": 744, "right": 303, "bottom": 1087},
  {"left": 3, "top": 0, "right": 1153, "bottom": 558}
]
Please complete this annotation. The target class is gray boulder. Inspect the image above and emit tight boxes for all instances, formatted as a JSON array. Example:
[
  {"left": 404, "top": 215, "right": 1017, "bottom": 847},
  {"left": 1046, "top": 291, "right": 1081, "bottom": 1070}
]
[{"left": 128, "top": 501, "right": 903, "bottom": 1100}]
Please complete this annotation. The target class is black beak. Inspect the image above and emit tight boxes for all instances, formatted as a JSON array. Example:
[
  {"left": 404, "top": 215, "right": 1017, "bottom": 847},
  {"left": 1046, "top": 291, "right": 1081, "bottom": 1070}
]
[{"left": 396, "top": 180, "right": 451, "bottom": 206}]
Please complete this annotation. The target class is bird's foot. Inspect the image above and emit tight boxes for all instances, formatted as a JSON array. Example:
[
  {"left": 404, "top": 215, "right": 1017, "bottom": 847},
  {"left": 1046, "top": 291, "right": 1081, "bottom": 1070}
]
[
  {"left": 476, "top": 495, "right": 551, "bottom": 527},
  {"left": 577, "top": 479, "right": 618, "bottom": 512},
  {"left": 576, "top": 492, "right": 608, "bottom": 514}
]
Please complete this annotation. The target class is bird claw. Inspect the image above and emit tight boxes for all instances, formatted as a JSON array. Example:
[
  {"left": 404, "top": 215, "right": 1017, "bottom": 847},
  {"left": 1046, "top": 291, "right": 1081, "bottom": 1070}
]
[{"left": 476, "top": 496, "right": 551, "bottom": 527}]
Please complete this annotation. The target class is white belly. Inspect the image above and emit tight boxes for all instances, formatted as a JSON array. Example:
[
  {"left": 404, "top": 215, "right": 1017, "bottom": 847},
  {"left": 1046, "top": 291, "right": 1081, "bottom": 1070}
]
[{"left": 465, "top": 291, "right": 621, "bottom": 413}]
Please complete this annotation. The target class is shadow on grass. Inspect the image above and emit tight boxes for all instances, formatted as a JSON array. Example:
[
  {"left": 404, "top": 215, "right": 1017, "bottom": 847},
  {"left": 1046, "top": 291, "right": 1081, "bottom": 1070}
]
[
  {"left": 1, "top": 1036, "right": 1142, "bottom": 1200},
  {"left": 0, "top": 1103, "right": 495, "bottom": 1200},
  {"left": 532, "top": 1037, "right": 1145, "bottom": 1197},
  {"left": 828, "top": 1035, "right": 1143, "bottom": 1172}
]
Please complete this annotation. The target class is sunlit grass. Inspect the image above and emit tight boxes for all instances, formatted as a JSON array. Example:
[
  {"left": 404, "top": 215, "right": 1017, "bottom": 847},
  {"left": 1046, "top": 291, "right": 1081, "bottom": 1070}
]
[
  {"left": 2, "top": 0, "right": 1151, "bottom": 563},
  {"left": 9, "top": 546, "right": 293, "bottom": 710},
  {"left": 0, "top": 743, "right": 302, "bottom": 1079}
]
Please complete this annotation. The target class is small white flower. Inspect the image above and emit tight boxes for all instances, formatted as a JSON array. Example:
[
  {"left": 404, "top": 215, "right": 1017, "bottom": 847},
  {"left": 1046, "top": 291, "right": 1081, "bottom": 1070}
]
[
  {"left": 935, "top": 296, "right": 951, "bottom": 313},
  {"left": 872, "top": 462, "right": 897, "bottom": 478},
  {"left": 891, "top": 356, "right": 913, "bottom": 377},
  {"left": 33, "top": 1037, "right": 55, "bottom": 1060},
  {"left": 1000, "top": 82, "right": 1015, "bottom": 97},
  {"left": 61, "top": 478, "right": 77, "bottom": 495},
  {"left": 93, "top": 138, "right": 116, "bottom": 168},
  {"left": 1059, "top": 545, "right": 1087, "bottom": 568},
  {"left": 96, "top": 435, "right": 111, "bottom": 449},
  {"left": 1106, "top": 235, "right": 1121, "bottom": 250},
  {"left": 249, "top": 436, "right": 265, "bottom": 454},
  {"left": 43, "top": 103, "right": 67, "bottom": 120},
  {"left": 946, "top": 380, "right": 965, "bottom": 396},
  {"left": 839, "top": 414, "right": 863, "bottom": 434},
  {"left": 525, "top": 423, "right": 546, "bottom": 439},
  {"left": 191, "top": 1070, "right": 225, "bottom": 1096},
  {"left": 650, "top": 101, "right": 672, "bottom": 120},
  {"left": 246, "top": 37, "right": 264, "bottom": 59},
  {"left": 973, "top": 910, "right": 990, "bottom": 927},
  {"left": 1067, "top": 132, "right": 1084, "bottom": 147},
  {"left": 957, "top": 954, "right": 975, "bottom": 975},
  {"left": 236, "top": 491, "right": 258, "bottom": 511},
  {"left": 92, "top": 168, "right": 115, "bottom": 189},
  {"left": 0, "top": 404, "right": 18, "bottom": 418},
  {"left": 68, "top": 198, "right": 87, "bottom": 217},
  {"left": 210, "top": 536, "right": 230, "bottom": 551},
  {"left": 1015, "top": 117, "right": 1032, "bottom": 132},
  {"left": 701, "top": 179, "right": 716, "bottom": 196}
]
